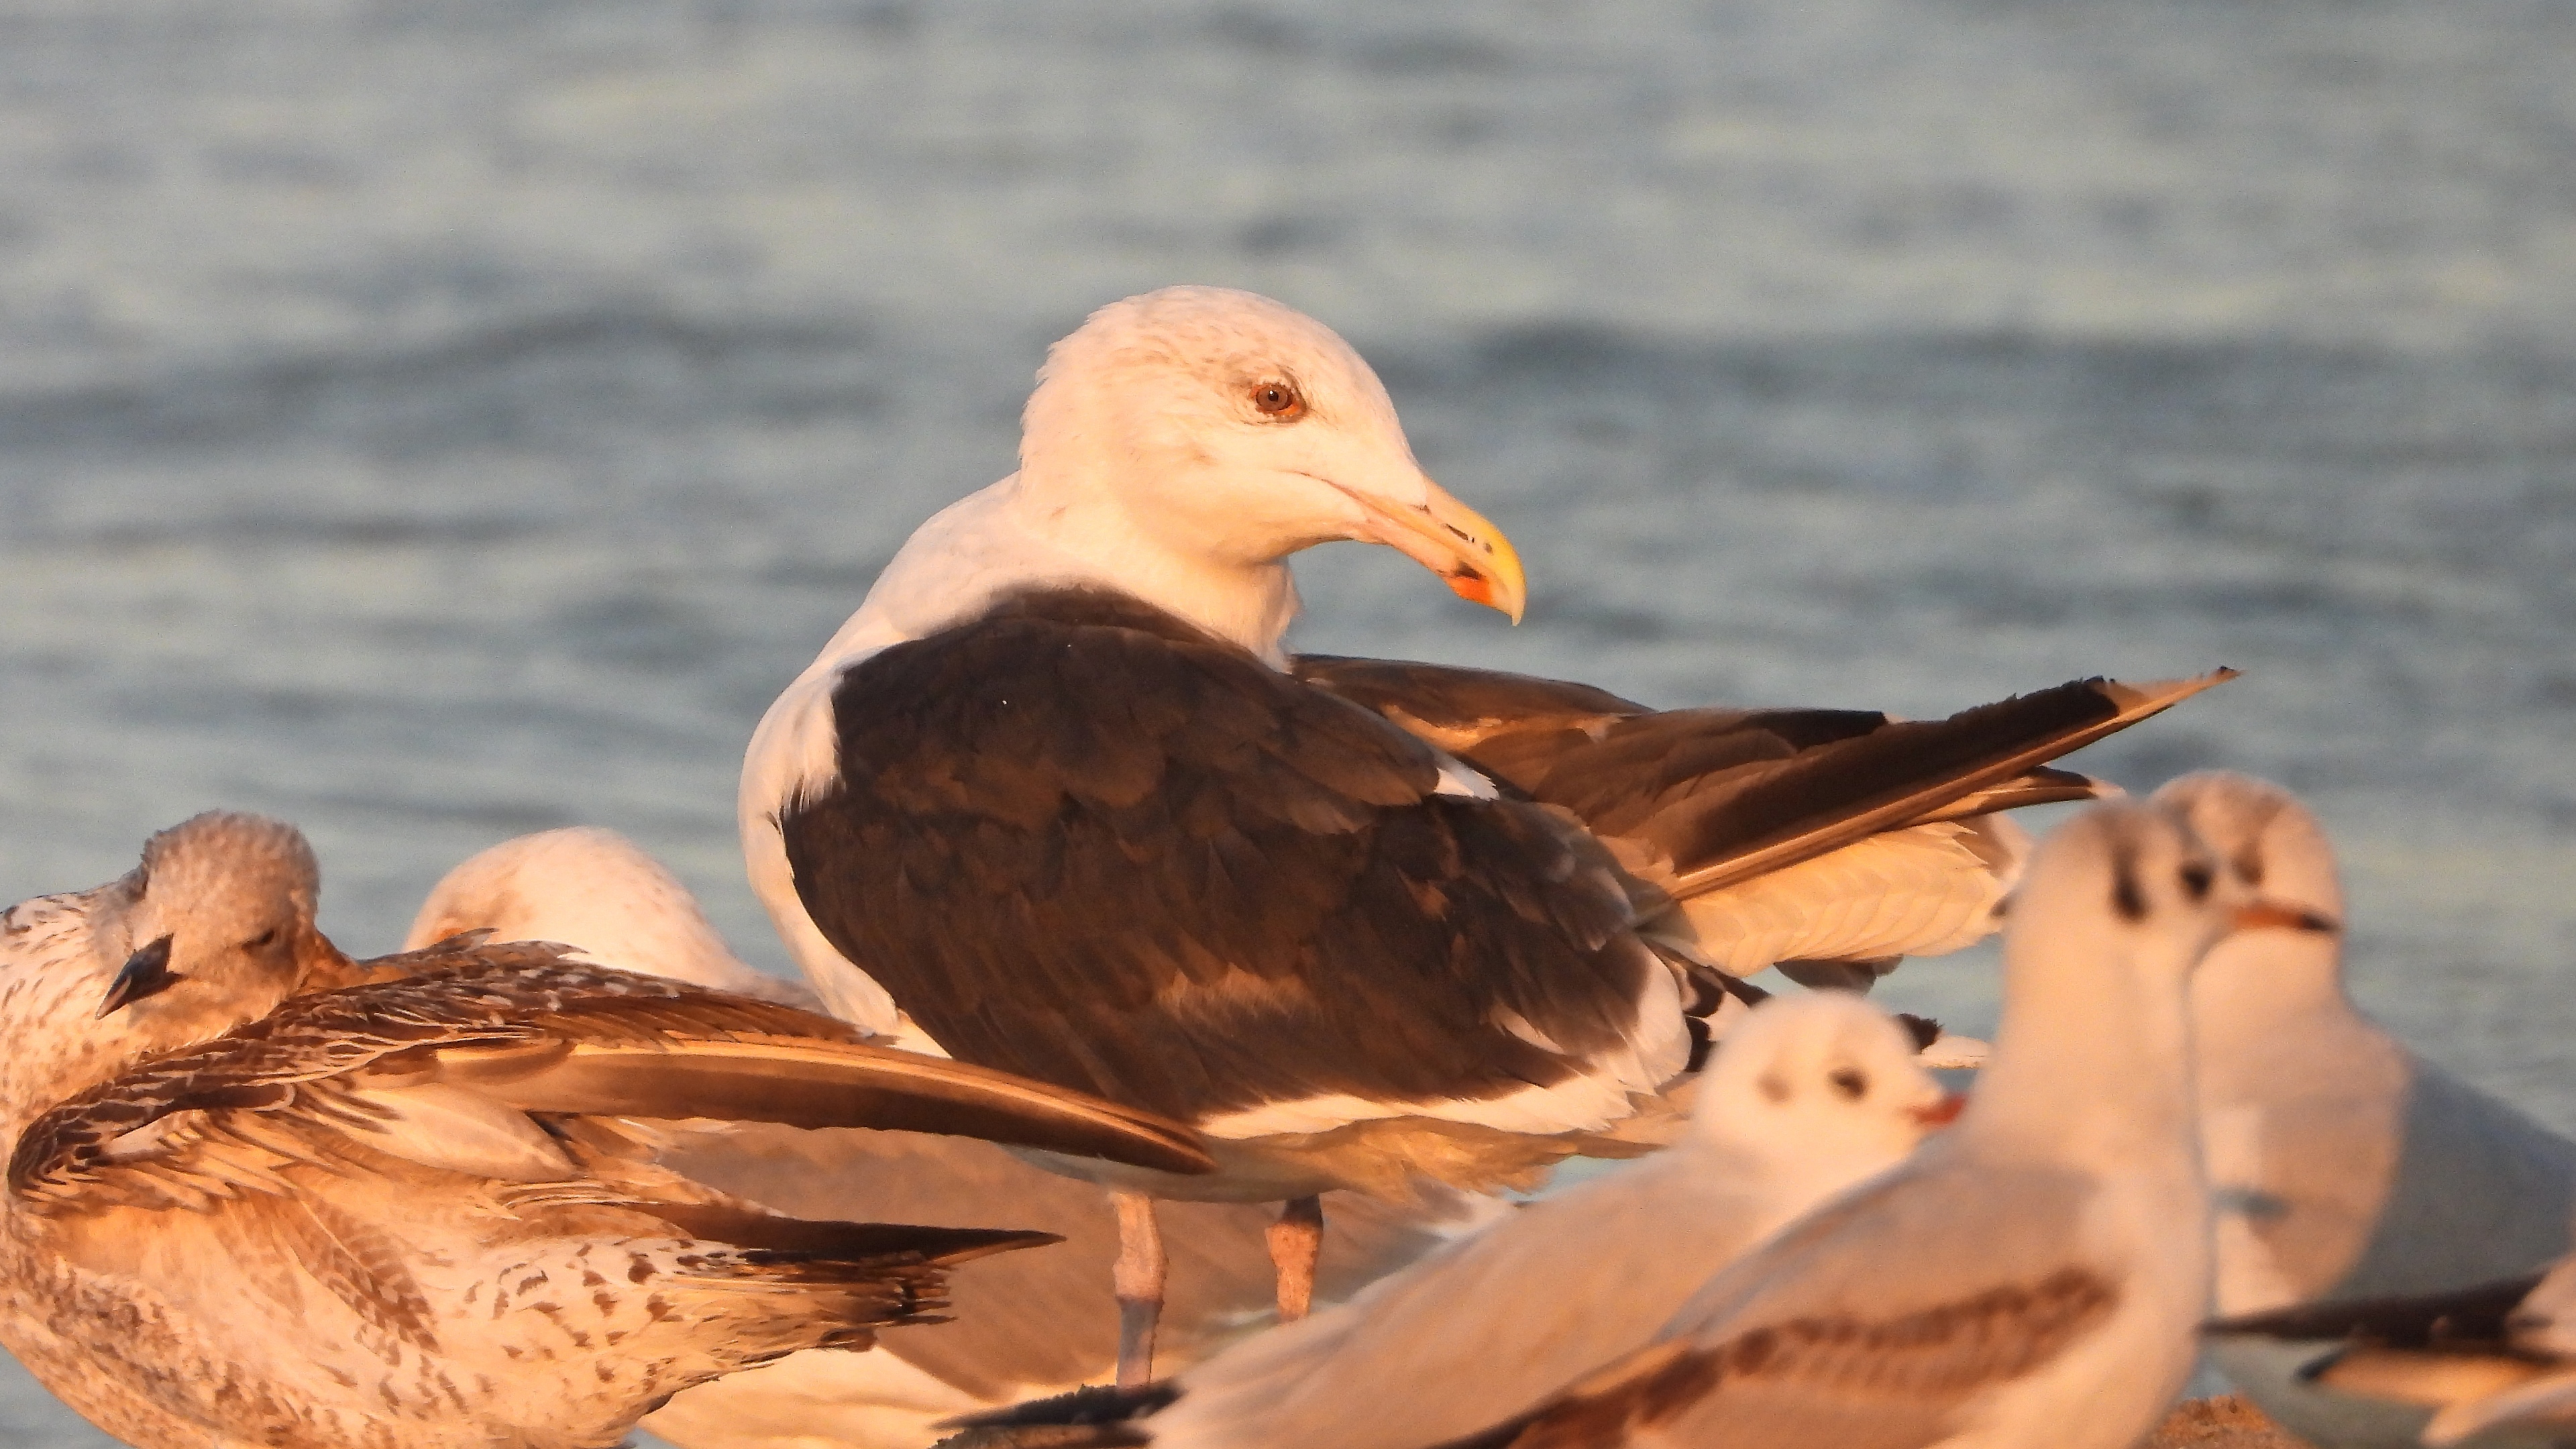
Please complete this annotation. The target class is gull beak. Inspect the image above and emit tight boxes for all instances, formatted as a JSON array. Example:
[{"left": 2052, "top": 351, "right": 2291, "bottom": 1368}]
[
  {"left": 1909, "top": 1091, "right": 1969, "bottom": 1129},
  {"left": 1348, "top": 478, "right": 1527, "bottom": 623},
  {"left": 97, "top": 934, "right": 180, "bottom": 1018},
  {"left": 2233, "top": 900, "right": 2341, "bottom": 935}
]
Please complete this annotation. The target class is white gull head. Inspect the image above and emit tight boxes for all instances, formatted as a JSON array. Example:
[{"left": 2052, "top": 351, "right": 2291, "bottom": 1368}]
[
  {"left": 1969, "top": 798, "right": 2339, "bottom": 1157},
  {"left": 820, "top": 285, "right": 1523, "bottom": 669},
  {"left": 407, "top": 827, "right": 819, "bottom": 1008},
  {"left": 2153, "top": 771, "right": 2355, "bottom": 1085},
  {"left": 1690, "top": 991, "right": 1954, "bottom": 1180},
  {"left": 743, "top": 288, "right": 1526, "bottom": 1028}
]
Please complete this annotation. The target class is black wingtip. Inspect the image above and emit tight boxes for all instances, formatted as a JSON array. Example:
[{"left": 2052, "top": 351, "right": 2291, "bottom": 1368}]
[
  {"left": 2204, "top": 1273, "right": 2544, "bottom": 1348},
  {"left": 942, "top": 1381, "right": 1181, "bottom": 1434}
]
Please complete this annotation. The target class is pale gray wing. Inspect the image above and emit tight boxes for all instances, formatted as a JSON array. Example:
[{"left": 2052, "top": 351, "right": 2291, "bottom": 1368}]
[
  {"left": 2328, "top": 1058, "right": 2576, "bottom": 1301},
  {"left": 1437, "top": 1161, "right": 2118, "bottom": 1449},
  {"left": 1140, "top": 1154, "right": 1796, "bottom": 1449}
]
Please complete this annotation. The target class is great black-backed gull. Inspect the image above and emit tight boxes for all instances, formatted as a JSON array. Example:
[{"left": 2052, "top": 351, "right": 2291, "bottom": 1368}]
[{"left": 737, "top": 286, "right": 2227, "bottom": 1383}]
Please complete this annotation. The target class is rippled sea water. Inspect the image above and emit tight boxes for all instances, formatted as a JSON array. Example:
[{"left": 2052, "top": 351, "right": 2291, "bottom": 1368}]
[{"left": 4, "top": 1, "right": 2575, "bottom": 1441}]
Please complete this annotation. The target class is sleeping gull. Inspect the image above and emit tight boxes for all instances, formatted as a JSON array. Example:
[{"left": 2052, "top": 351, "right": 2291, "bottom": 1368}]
[
  {"left": 403, "top": 825, "right": 1505, "bottom": 1449},
  {"left": 405, "top": 824, "right": 822, "bottom": 1007},
  {"left": 2152, "top": 771, "right": 2576, "bottom": 1449},
  {"left": 949, "top": 990, "right": 1955, "bottom": 1449},
  {"left": 0, "top": 812, "right": 1210, "bottom": 1449},
  {"left": 737, "top": 284, "right": 2230, "bottom": 1381},
  {"left": 1381, "top": 800, "right": 2338, "bottom": 1449}
]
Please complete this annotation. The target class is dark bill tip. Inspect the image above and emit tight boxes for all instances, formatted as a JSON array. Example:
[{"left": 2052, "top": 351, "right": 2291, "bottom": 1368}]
[{"left": 97, "top": 934, "right": 180, "bottom": 1018}]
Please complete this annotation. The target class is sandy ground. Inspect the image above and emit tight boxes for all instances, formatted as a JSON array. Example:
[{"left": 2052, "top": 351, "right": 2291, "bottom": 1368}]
[{"left": 2148, "top": 1397, "right": 2310, "bottom": 1449}]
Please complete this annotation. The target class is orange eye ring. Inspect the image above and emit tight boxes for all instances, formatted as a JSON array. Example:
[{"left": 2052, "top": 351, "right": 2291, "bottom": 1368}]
[{"left": 1249, "top": 380, "right": 1305, "bottom": 419}]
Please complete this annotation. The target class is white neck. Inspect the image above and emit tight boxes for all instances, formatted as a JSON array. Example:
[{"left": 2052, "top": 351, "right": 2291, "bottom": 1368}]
[
  {"left": 2190, "top": 931, "right": 2385, "bottom": 1103},
  {"left": 824, "top": 474, "right": 1302, "bottom": 668},
  {"left": 1965, "top": 936, "right": 2204, "bottom": 1178}
]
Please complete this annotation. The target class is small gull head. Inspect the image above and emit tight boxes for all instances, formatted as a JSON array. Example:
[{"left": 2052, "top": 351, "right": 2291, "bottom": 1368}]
[
  {"left": 2150, "top": 770, "right": 2344, "bottom": 922},
  {"left": 2004, "top": 799, "right": 2337, "bottom": 994},
  {"left": 94, "top": 811, "right": 326, "bottom": 1032},
  {"left": 1693, "top": 991, "right": 1955, "bottom": 1168},
  {"left": 407, "top": 826, "right": 816, "bottom": 1006}
]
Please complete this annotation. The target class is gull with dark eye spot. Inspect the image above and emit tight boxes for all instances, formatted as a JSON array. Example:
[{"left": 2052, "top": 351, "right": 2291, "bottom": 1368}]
[
  {"left": 1331, "top": 800, "right": 2317, "bottom": 1449},
  {"left": 736, "top": 285, "right": 2238, "bottom": 1383},
  {"left": 945, "top": 993, "right": 1951, "bottom": 1449},
  {"left": 2161, "top": 771, "right": 2576, "bottom": 1449}
]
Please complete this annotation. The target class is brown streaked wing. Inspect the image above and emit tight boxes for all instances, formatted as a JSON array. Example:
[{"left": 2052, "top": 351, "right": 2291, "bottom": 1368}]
[
  {"left": 1904, "top": 767, "right": 2104, "bottom": 824},
  {"left": 635, "top": 1201, "right": 1057, "bottom": 1267},
  {"left": 447, "top": 1036, "right": 1215, "bottom": 1175},
  {"left": 10, "top": 954, "right": 1213, "bottom": 1208}
]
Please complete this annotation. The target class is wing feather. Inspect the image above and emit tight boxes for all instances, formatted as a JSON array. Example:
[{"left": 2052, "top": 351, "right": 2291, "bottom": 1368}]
[
  {"left": 1296, "top": 656, "right": 2227, "bottom": 903},
  {"left": 9, "top": 955, "right": 1212, "bottom": 1212},
  {"left": 783, "top": 588, "right": 1672, "bottom": 1128},
  {"left": 1435, "top": 1267, "right": 2118, "bottom": 1449}
]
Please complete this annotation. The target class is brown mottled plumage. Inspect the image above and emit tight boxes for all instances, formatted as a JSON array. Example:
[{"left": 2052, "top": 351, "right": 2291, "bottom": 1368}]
[{"left": 0, "top": 812, "right": 1210, "bottom": 1449}]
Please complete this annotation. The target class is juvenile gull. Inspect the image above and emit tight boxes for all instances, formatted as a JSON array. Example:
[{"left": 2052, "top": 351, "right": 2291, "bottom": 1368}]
[
  {"left": 2153, "top": 772, "right": 2576, "bottom": 1449},
  {"left": 0, "top": 812, "right": 1210, "bottom": 1449},
  {"left": 1397, "top": 801, "right": 2337, "bottom": 1449},
  {"left": 953, "top": 991, "right": 1955, "bottom": 1449},
  {"left": 739, "top": 284, "right": 2231, "bottom": 1381},
  {"left": 405, "top": 826, "right": 1505, "bottom": 1449}
]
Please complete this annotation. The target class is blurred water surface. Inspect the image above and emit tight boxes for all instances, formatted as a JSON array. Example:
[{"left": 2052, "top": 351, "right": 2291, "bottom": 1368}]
[{"left": 5, "top": 1, "right": 2576, "bottom": 1441}]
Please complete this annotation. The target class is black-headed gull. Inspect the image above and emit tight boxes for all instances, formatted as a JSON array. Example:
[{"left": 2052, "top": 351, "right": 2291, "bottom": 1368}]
[
  {"left": 1385, "top": 800, "right": 2333, "bottom": 1449},
  {"left": 951, "top": 991, "right": 1956, "bottom": 1449},
  {"left": 2159, "top": 772, "right": 2576, "bottom": 1449}
]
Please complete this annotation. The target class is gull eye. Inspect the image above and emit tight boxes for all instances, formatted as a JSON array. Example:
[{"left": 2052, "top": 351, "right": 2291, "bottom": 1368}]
[
  {"left": 2178, "top": 861, "right": 2214, "bottom": 902},
  {"left": 1249, "top": 380, "right": 1305, "bottom": 419},
  {"left": 1827, "top": 1067, "right": 1867, "bottom": 1100}
]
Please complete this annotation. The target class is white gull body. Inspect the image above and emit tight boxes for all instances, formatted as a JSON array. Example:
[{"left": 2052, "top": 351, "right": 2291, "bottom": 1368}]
[
  {"left": 2157, "top": 772, "right": 2576, "bottom": 1449},
  {"left": 1124, "top": 992, "right": 1953, "bottom": 1449},
  {"left": 1407, "top": 801, "right": 2334, "bottom": 1449}
]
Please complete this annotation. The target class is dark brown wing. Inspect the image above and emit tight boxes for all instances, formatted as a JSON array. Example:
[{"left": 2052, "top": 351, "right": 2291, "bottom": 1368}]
[
  {"left": 1296, "top": 655, "right": 2229, "bottom": 895},
  {"left": 9, "top": 952, "right": 1212, "bottom": 1206},
  {"left": 780, "top": 587, "right": 1665, "bottom": 1126}
]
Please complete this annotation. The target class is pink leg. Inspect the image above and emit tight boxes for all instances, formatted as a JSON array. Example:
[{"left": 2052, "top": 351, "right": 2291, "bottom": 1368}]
[
  {"left": 1267, "top": 1194, "right": 1325, "bottom": 1322},
  {"left": 1112, "top": 1191, "right": 1167, "bottom": 1387}
]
